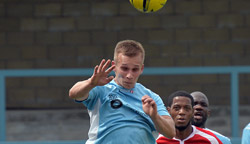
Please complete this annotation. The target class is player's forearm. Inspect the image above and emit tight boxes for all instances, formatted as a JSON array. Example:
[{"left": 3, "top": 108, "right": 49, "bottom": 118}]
[
  {"left": 153, "top": 115, "right": 176, "bottom": 139},
  {"left": 69, "top": 78, "right": 95, "bottom": 101}
]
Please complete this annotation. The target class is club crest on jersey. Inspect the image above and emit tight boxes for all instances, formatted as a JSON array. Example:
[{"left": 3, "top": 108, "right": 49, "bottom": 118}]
[
  {"left": 111, "top": 99, "right": 123, "bottom": 109},
  {"left": 108, "top": 93, "right": 123, "bottom": 109}
]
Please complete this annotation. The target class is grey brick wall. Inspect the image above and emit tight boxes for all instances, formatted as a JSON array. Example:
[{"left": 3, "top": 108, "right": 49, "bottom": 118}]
[{"left": 0, "top": 0, "right": 249, "bottom": 109}]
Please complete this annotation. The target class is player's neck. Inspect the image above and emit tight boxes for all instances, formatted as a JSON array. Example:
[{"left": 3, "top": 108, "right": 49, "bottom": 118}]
[
  {"left": 175, "top": 124, "right": 193, "bottom": 140},
  {"left": 200, "top": 124, "right": 205, "bottom": 128}
]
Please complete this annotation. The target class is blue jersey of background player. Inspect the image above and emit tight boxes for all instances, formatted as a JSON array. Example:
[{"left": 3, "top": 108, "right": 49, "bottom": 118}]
[
  {"left": 191, "top": 91, "right": 231, "bottom": 144},
  {"left": 69, "top": 40, "right": 175, "bottom": 144},
  {"left": 242, "top": 123, "right": 250, "bottom": 144}
]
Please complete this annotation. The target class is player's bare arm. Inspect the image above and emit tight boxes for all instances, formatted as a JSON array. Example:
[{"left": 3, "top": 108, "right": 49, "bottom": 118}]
[
  {"left": 69, "top": 59, "right": 115, "bottom": 101},
  {"left": 142, "top": 95, "right": 176, "bottom": 139}
]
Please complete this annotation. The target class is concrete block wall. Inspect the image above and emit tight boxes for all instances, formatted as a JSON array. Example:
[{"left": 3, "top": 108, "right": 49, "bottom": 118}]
[
  {"left": 0, "top": 0, "right": 249, "bottom": 109},
  {"left": 5, "top": 107, "right": 250, "bottom": 140}
]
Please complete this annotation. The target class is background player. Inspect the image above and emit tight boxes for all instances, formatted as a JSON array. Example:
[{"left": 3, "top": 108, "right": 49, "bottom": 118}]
[
  {"left": 191, "top": 91, "right": 231, "bottom": 144},
  {"left": 157, "top": 90, "right": 222, "bottom": 144}
]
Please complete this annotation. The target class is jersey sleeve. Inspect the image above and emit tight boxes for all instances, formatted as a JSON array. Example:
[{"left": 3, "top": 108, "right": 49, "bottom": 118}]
[
  {"left": 82, "top": 86, "right": 102, "bottom": 110},
  {"left": 197, "top": 127, "right": 223, "bottom": 144},
  {"left": 155, "top": 95, "right": 170, "bottom": 116},
  {"left": 213, "top": 131, "right": 231, "bottom": 144},
  {"left": 151, "top": 92, "right": 170, "bottom": 117}
]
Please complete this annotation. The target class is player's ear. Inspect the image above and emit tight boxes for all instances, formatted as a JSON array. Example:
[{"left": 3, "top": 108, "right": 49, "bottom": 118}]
[
  {"left": 140, "top": 64, "right": 144, "bottom": 74},
  {"left": 167, "top": 107, "right": 171, "bottom": 113},
  {"left": 112, "top": 60, "right": 115, "bottom": 66},
  {"left": 207, "top": 109, "right": 211, "bottom": 117}
]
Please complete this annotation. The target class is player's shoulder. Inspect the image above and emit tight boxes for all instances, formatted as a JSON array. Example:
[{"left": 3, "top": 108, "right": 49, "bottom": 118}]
[
  {"left": 135, "top": 82, "right": 158, "bottom": 95},
  {"left": 195, "top": 126, "right": 214, "bottom": 135},
  {"left": 205, "top": 128, "right": 231, "bottom": 144},
  {"left": 193, "top": 126, "right": 223, "bottom": 144},
  {"left": 195, "top": 126, "right": 210, "bottom": 133},
  {"left": 244, "top": 123, "right": 250, "bottom": 129},
  {"left": 135, "top": 83, "right": 153, "bottom": 95},
  {"left": 205, "top": 128, "right": 230, "bottom": 139},
  {"left": 103, "top": 80, "right": 119, "bottom": 90},
  {"left": 91, "top": 81, "right": 117, "bottom": 95},
  {"left": 135, "top": 82, "right": 147, "bottom": 90},
  {"left": 194, "top": 126, "right": 218, "bottom": 138}
]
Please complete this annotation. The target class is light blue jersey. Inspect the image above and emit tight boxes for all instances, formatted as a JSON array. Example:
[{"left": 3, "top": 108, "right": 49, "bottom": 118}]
[
  {"left": 205, "top": 128, "right": 231, "bottom": 144},
  {"left": 242, "top": 123, "right": 250, "bottom": 144},
  {"left": 80, "top": 80, "right": 170, "bottom": 144}
]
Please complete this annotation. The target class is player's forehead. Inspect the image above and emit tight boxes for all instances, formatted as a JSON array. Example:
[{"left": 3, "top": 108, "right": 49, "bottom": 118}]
[
  {"left": 193, "top": 95, "right": 208, "bottom": 104},
  {"left": 117, "top": 53, "right": 143, "bottom": 66},
  {"left": 172, "top": 96, "right": 192, "bottom": 106}
]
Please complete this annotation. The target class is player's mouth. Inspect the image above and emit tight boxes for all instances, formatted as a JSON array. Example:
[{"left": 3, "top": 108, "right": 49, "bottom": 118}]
[
  {"left": 122, "top": 81, "right": 134, "bottom": 89},
  {"left": 177, "top": 117, "right": 186, "bottom": 123},
  {"left": 194, "top": 112, "right": 203, "bottom": 120},
  {"left": 124, "top": 81, "right": 132, "bottom": 84},
  {"left": 124, "top": 81, "right": 133, "bottom": 85}
]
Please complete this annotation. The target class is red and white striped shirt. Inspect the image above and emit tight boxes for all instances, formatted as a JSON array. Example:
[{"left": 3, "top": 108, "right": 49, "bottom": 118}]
[{"left": 157, "top": 126, "right": 222, "bottom": 144}]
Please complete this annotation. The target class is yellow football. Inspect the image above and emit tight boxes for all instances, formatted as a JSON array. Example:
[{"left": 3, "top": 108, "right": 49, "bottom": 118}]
[{"left": 129, "top": 0, "right": 168, "bottom": 13}]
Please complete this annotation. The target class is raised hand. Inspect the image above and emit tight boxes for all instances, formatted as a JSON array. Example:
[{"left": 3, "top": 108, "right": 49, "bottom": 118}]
[{"left": 89, "top": 59, "right": 115, "bottom": 87}]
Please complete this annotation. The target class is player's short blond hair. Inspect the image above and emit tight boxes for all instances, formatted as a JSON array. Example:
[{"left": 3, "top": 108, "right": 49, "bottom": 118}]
[{"left": 114, "top": 40, "right": 145, "bottom": 64}]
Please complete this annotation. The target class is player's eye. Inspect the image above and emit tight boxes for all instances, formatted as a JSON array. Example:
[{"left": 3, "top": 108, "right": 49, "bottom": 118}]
[
  {"left": 121, "top": 67, "right": 128, "bottom": 71},
  {"left": 185, "top": 106, "right": 192, "bottom": 111},
  {"left": 173, "top": 106, "right": 180, "bottom": 111},
  {"left": 201, "top": 103, "right": 208, "bottom": 107},
  {"left": 132, "top": 68, "right": 139, "bottom": 72}
]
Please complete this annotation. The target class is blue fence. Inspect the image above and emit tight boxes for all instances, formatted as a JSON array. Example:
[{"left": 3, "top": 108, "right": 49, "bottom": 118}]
[{"left": 1, "top": 66, "right": 249, "bottom": 144}]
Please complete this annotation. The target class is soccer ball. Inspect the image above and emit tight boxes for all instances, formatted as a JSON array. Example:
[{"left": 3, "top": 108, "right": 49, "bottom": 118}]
[{"left": 129, "top": 0, "right": 167, "bottom": 13}]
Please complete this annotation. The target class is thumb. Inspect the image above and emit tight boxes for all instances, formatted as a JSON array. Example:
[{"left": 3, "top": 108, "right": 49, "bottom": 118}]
[{"left": 107, "top": 76, "right": 114, "bottom": 82}]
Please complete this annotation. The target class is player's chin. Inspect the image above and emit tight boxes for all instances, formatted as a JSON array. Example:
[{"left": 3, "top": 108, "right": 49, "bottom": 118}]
[
  {"left": 194, "top": 117, "right": 203, "bottom": 122},
  {"left": 192, "top": 119, "right": 203, "bottom": 125},
  {"left": 176, "top": 120, "right": 188, "bottom": 126},
  {"left": 123, "top": 83, "right": 134, "bottom": 89}
]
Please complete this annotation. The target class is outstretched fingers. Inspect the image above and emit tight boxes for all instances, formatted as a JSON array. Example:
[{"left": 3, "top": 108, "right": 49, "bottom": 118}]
[
  {"left": 106, "top": 64, "right": 115, "bottom": 74},
  {"left": 102, "top": 59, "right": 111, "bottom": 72},
  {"left": 93, "top": 65, "right": 99, "bottom": 75},
  {"left": 91, "top": 59, "right": 115, "bottom": 84},
  {"left": 97, "top": 59, "right": 106, "bottom": 73},
  {"left": 97, "top": 59, "right": 114, "bottom": 75}
]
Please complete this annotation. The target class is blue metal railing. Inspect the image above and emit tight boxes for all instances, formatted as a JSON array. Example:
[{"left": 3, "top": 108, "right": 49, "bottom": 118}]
[{"left": 1, "top": 66, "right": 249, "bottom": 143}]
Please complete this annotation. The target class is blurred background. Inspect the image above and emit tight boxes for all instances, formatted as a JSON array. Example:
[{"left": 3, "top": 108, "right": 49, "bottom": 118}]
[{"left": 0, "top": 0, "right": 250, "bottom": 142}]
